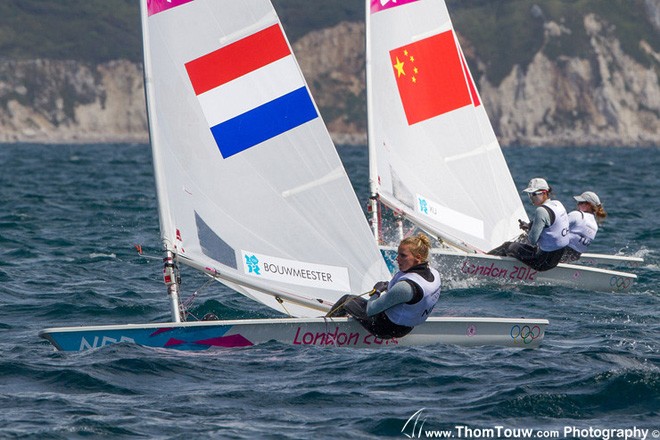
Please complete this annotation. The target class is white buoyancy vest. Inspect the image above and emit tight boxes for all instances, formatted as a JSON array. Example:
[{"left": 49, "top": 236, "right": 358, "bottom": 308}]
[
  {"left": 567, "top": 211, "right": 598, "bottom": 253},
  {"left": 537, "top": 200, "right": 569, "bottom": 251},
  {"left": 385, "top": 268, "right": 441, "bottom": 327}
]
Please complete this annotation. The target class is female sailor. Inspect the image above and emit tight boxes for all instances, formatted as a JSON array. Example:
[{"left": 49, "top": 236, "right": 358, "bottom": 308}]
[
  {"left": 561, "top": 191, "right": 606, "bottom": 262},
  {"left": 489, "top": 178, "right": 569, "bottom": 271},
  {"left": 327, "top": 233, "right": 441, "bottom": 339}
]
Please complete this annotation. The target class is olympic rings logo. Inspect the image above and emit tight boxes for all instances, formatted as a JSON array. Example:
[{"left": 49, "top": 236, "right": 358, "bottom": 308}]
[
  {"left": 609, "top": 276, "right": 633, "bottom": 290},
  {"left": 510, "top": 325, "right": 541, "bottom": 344}
]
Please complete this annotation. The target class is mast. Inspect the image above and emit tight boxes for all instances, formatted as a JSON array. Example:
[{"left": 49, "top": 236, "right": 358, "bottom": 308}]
[
  {"left": 365, "top": 0, "right": 380, "bottom": 244},
  {"left": 139, "top": 0, "right": 182, "bottom": 322}
]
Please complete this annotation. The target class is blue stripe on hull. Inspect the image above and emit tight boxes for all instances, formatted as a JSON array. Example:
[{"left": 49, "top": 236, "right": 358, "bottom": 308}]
[{"left": 43, "top": 325, "right": 237, "bottom": 351}]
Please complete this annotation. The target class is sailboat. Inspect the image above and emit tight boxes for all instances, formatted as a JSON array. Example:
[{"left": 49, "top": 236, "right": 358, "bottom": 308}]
[
  {"left": 39, "top": 0, "right": 548, "bottom": 351},
  {"left": 365, "top": 0, "right": 640, "bottom": 292}
]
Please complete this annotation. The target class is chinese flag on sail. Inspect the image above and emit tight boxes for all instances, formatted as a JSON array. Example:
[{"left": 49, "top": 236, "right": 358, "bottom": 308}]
[{"left": 390, "top": 30, "right": 472, "bottom": 125}]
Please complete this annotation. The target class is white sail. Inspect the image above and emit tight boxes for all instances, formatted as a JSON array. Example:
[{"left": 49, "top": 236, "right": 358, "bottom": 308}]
[
  {"left": 366, "top": 0, "right": 527, "bottom": 252},
  {"left": 142, "top": 0, "right": 390, "bottom": 317}
]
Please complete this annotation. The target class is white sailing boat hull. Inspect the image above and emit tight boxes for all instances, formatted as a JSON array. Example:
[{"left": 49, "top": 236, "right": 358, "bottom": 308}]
[
  {"left": 39, "top": 316, "right": 548, "bottom": 351},
  {"left": 576, "top": 253, "right": 644, "bottom": 268},
  {"left": 381, "top": 247, "right": 637, "bottom": 292}
]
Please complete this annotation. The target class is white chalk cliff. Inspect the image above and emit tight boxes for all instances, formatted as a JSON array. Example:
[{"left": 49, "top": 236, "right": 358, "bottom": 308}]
[{"left": 0, "top": 13, "right": 657, "bottom": 147}]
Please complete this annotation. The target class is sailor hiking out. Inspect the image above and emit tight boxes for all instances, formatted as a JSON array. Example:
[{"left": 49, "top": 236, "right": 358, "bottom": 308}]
[
  {"left": 561, "top": 191, "right": 607, "bottom": 262},
  {"left": 488, "top": 178, "right": 569, "bottom": 271},
  {"left": 327, "top": 233, "right": 441, "bottom": 339}
]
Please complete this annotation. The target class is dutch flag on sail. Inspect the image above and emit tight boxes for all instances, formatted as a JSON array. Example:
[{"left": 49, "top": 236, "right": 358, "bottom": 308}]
[{"left": 185, "top": 24, "right": 318, "bottom": 159}]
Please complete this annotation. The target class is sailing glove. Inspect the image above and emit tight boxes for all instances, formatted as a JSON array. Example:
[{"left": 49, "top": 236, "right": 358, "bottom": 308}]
[
  {"left": 518, "top": 219, "right": 531, "bottom": 231},
  {"left": 372, "top": 281, "right": 389, "bottom": 294}
]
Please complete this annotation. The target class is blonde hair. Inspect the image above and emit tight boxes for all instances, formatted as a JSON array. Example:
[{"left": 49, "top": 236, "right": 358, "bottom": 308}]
[
  {"left": 400, "top": 233, "right": 432, "bottom": 262},
  {"left": 594, "top": 204, "right": 607, "bottom": 224}
]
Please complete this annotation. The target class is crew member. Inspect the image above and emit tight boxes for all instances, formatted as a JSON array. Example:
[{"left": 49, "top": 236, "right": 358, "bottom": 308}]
[
  {"left": 488, "top": 178, "right": 569, "bottom": 271},
  {"left": 561, "top": 191, "right": 606, "bottom": 262},
  {"left": 327, "top": 233, "right": 441, "bottom": 339}
]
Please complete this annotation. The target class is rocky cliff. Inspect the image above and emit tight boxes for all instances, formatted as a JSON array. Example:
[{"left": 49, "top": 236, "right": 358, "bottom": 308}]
[
  {"left": 0, "top": 14, "right": 658, "bottom": 147},
  {"left": 482, "top": 14, "right": 660, "bottom": 147},
  {"left": 0, "top": 59, "right": 147, "bottom": 144}
]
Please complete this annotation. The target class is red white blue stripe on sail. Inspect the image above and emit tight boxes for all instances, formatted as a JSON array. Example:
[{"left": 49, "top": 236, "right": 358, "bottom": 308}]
[{"left": 185, "top": 24, "right": 318, "bottom": 159}]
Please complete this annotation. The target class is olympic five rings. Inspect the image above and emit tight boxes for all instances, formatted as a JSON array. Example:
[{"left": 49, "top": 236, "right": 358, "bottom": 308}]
[
  {"left": 510, "top": 325, "right": 541, "bottom": 344},
  {"left": 609, "top": 276, "right": 633, "bottom": 290}
]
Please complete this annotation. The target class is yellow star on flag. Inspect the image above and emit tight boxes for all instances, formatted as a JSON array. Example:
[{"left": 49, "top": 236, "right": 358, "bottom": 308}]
[
  {"left": 394, "top": 49, "right": 418, "bottom": 84},
  {"left": 393, "top": 56, "right": 405, "bottom": 78}
]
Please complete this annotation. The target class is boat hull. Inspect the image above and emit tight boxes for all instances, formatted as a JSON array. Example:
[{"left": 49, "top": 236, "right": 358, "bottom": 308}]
[
  {"left": 39, "top": 316, "right": 548, "bottom": 351},
  {"left": 577, "top": 253, "right": 643, "bottom": 268},
  {"left": 381, "top": 247, "right": 637, "bottom": 292}
]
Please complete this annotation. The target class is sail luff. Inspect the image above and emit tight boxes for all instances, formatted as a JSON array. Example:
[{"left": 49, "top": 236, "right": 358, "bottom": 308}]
[
  {"left": 140, "top": 0, "right": 176, "bottom": 253},
  {"left": 365, "top": 0, "right": 380, "bottom": 243},
  {"left": 140, "top": 1, "right": 184, "bottom": 322}
]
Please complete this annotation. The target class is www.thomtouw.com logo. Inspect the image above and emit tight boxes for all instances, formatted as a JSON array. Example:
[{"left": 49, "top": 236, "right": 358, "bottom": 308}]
[{"left": 401, "top": 408, "right": 427, "bottom": 438}]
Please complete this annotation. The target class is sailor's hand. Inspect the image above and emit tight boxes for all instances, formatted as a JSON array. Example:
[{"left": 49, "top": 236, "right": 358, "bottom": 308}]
[
  {"left": 372, "top": 281, "right": 388, "bottom": 294},
  {"left": 518, "top": 219, "right": 530, "bottom": 231}
]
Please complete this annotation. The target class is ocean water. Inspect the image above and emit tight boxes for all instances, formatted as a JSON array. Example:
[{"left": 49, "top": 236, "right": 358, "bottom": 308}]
[{"left": 0, "top": 143, "right": 657, "bottom": 439}]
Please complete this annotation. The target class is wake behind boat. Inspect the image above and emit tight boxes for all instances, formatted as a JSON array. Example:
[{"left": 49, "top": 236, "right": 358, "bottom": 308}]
[
  {"left": 39, "top": 0, "right": 548, "bottom": 352},
  {"left": 364, "top": 0, "right": 640, "bottom": 291}
]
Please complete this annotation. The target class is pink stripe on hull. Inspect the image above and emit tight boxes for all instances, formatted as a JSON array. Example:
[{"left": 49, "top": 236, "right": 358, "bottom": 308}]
[{"left": 195, "top": 334, "right": 254, "bottom": 347}]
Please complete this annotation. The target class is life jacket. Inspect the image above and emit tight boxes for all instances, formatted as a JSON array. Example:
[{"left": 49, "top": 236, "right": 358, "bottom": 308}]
[
  {"left": 567, "top": 211, "right": 598, "bottom": 253},
  {"left": 385, "top": 267, "right": 441, "bottom": 327},
  {"left": 537, "top": 200, "right": 569, "bottom": 252}
]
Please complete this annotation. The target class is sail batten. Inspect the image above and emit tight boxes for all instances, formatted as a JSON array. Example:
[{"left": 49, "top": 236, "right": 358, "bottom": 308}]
[{"left": 281, "top": 167, "right": 345, "bottom": 198}]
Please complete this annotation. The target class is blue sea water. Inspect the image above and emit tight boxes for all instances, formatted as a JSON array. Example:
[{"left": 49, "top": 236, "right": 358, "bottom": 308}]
[{"left": 0, "top": 143, "right": 658, "bottom": 439}]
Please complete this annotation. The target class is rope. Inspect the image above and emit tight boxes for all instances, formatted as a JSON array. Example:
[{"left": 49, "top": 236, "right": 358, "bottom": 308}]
[
  {"left": 324, "top": 289, "right": 375, "bottom": 318},
  {"left": 180, "top": 277, "right": 216, "bottom": 320},
  {"left": 275, "top": 296, "right": 292, "bottom": 317}
]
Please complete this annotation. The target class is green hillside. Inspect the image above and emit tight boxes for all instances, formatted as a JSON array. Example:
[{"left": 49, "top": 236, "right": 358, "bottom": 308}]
[
  {"left": 447, "top": 0, "right": 658, "bottom": 84},
  {"left": 0, "top": 0, "right": 656, "bottom": 85},
  {"left": 0, "top": 0, "right": 141, "bottom": 62},
  {"left": 272, "top": 0, "right": 364, "bottom": 41},
  {"left": 0, "top": 0, "right": 362, "bottom": 63}
]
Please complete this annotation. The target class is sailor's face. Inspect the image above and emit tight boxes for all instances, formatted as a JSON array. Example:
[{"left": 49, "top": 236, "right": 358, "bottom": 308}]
[
  {"left": 577, "top": 201, "right": 593, "bottom": 213},
  {"left": 528, "top": 190, "right": 548, "bottom": 206},
  {"left": 396, "top": 244, "right": 421, "bottom": 272}
]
